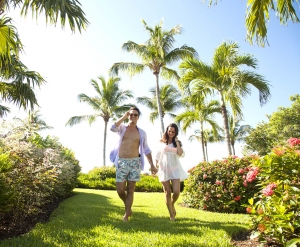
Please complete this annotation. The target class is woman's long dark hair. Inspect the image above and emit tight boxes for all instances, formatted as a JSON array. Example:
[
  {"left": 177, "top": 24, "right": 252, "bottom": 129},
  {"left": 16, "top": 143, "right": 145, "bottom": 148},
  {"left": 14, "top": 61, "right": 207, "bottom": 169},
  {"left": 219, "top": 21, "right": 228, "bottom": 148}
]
[{"left": 160, "top": 123, "right": 182, "bottom": 147}]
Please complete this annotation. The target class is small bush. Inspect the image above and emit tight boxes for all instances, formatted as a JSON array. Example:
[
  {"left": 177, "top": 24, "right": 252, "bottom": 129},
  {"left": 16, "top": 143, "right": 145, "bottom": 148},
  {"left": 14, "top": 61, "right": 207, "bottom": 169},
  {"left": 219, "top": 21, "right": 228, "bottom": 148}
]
[
  {"left": 246, "top": 138, "right": 300, "bottom": 246},
  {"left": 182, "top": 155, "right": 260, "bottom": 213},
  {"left": 136, "top": 174, "right": 162, "bottom": 192},
  {"left": 76, "top": 166, "right": 117, "bottom": 190}
]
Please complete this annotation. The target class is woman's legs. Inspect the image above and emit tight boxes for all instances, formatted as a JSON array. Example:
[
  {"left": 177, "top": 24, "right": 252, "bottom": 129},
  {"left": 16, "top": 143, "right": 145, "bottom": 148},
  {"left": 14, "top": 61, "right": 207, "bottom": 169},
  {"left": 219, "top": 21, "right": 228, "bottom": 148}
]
[
  {"left": 162, "top": 181, "right": 175, "bottom": 220},
  {"left": 170, "top": 179, "right": 181, "bottom": 217}
]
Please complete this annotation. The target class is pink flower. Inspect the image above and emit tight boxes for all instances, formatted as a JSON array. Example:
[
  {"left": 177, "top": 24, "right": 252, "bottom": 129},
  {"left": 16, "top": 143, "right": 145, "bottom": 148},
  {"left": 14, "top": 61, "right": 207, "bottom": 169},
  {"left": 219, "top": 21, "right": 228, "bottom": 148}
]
[
  {"left": 216, "top": 180, "right": 221, "bottom": 185},
  {"left": 234, "top": 195, "right": 241, "bottom": 201},
  {"left": 288, "top": 137, "right": 300, "bottom": 147},
  {"left": 246, "top": 167, "right": 259, "bottom": 182},
  {"left": 246, "top": 207, "right": 252, "bottom": 213},
  {"left": 262, "top": 187, "right": 274, "bottom": 196},
  {"left": 262, "top": 183, "right": 277, "bottom": 196},
  {"left": 203, "top": 174, "right": 208, "bottom": 179},
  {"left": 268, "top": 183, "right": 277, "bottom": 189},
  {"left": 243, "top": 180, "right": 248, "bottom": 187},
  {"left": 238, "top": 169, "right": 244, "bottom": 174}
]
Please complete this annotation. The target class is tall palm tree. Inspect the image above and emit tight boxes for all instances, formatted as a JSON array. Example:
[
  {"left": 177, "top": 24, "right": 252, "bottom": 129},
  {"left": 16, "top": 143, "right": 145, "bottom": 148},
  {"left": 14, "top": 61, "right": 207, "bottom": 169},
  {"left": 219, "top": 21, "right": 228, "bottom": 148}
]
[
  {"left": 136, "top": 83, "right": 185, "bottom": 125},
  {"left": 189, "top": 129, "right": 223, "bottom": 161},
  {"left": 228, "top": 116, "right": 252, "bottom": 155},
  {"left": 175, "top": 97, "right": 220, "bottom": 161},
  {"left": 65, "top": 76, "right": 134, "bottom": 166},
  {"left": 109, "top": 19, "right": 198, "bottom": 134},
  {"left": 179, "top": 41, "right": 271, "bottom": 156}
]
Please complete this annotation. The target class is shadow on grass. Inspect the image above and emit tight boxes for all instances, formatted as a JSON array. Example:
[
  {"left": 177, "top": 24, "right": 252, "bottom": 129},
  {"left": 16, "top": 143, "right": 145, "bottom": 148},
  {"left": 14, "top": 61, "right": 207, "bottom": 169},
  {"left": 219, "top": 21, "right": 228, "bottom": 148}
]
[{"left": 0, "top": 190, "right": 248, "bottom": 247}]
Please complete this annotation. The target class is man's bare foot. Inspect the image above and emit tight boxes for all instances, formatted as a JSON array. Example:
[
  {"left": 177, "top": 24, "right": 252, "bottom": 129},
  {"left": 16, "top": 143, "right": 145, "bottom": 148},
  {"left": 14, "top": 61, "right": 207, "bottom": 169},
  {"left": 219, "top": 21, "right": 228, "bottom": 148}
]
[
  {"left": 122, "top": 216, "right": 129, "bottom": 222},
  {"left": 170, "top": 217, "right": 175, "bottom": 221}
]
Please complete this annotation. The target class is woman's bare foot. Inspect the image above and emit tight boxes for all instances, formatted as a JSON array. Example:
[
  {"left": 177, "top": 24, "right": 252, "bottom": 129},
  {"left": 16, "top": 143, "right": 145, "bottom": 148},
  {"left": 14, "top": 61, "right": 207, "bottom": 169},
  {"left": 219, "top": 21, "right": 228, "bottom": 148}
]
[
  {"left": 122, "top": 209, "right": 132, "bottom": 221},
  {"left": 172, "top": 204, "right": 176, "bottom": 217}
]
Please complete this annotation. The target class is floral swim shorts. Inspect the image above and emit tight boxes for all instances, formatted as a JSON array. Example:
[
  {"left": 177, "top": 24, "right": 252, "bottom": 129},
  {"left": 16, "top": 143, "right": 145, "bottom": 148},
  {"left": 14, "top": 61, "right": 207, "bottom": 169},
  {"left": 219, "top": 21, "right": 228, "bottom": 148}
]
[{"left": 116, "top": 157, "right": 141, "bottom": 182}]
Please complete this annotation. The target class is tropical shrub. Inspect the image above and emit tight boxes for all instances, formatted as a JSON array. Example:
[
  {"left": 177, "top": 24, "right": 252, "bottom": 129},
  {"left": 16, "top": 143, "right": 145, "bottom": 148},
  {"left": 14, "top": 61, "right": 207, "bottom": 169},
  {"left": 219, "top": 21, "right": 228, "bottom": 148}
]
[
  {"left": 246, "top": 138, "right": 300, "bottom": 246},
  {"left": 77, "top": 168, "right": 164, "bottom": 192},
  {"left": 0, "top": 152, "right": 14, "bottom": 212},
  {"left": 182, "top": 155, "right": 260, "bottom": 213},
  {"left": 76, "top": 166, "right": 117, "bottom": 189},
  {"left": 136, "top": 174, "right": 162, "bottom": 192},
  {"left": 0, "top": 119, "right": 80, "bottom": 224}
]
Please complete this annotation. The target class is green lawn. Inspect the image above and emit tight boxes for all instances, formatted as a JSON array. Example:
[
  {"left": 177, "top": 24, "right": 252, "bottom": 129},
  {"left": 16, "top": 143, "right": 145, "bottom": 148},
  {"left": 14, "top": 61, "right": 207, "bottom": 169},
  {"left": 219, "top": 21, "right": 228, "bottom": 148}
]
[{"left": 0, "top": 189, "right": 250, "bottom": 247}]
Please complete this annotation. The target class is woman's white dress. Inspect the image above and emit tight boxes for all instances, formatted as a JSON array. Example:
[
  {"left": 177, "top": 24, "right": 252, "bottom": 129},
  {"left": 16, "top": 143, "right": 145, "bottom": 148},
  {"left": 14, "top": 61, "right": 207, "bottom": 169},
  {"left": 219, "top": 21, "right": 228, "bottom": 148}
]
[{"left": 156, "top": 142, "right": 188, "bottom": 182}]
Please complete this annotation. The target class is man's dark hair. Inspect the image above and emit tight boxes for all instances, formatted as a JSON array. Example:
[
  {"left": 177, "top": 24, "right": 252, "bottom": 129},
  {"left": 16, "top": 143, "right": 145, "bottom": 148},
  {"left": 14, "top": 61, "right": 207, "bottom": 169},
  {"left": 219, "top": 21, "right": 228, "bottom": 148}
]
[{"left": 130, "top": 107, "right": 141, "bottom": 116}]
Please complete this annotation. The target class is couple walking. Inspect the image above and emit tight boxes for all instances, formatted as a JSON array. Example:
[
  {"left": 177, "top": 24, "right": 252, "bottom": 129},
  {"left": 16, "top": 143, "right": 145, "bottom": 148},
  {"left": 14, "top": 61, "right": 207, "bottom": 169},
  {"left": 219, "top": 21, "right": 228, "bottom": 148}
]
[{"left": 110, "top": 107, "right": 188, "bottom": 222}]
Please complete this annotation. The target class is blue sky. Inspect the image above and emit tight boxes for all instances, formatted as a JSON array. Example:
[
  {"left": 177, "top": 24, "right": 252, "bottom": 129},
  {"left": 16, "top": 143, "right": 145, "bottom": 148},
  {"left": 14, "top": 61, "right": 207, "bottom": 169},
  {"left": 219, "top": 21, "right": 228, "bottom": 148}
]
[{"left": 5, "top": 0, "right": 300, "bottom": 172}]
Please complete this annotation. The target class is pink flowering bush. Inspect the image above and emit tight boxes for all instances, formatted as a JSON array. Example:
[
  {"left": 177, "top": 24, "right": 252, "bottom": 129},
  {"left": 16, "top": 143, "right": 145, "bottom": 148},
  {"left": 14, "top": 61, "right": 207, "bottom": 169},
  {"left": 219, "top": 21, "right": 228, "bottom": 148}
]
[
  {"left": 288, "top": 137, "right": 300, "bottom": 147},
  {"left": 182, "top": 155, "right": 261, "bottom": 213},
  {"left": 247, "top": 138, "right": 300, "bottom": 246}
]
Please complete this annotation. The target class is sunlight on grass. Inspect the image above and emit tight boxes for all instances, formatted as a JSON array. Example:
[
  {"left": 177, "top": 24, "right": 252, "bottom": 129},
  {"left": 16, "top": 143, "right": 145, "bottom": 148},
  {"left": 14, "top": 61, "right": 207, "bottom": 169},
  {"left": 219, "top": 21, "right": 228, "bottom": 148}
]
[{"left": 0, "top": 189, "right": 251, "bottom": 247}]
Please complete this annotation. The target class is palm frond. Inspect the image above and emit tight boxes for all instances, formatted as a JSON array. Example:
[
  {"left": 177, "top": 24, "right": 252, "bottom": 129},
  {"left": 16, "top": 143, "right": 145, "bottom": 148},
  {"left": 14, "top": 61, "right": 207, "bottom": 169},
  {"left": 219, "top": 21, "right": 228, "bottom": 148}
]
[
  {"left": 109, "top": 62, "right": 145, "bottom": 77},
  {"left": 12, "top": 0, "right": 89, "bottom": 33},
  {"left": 65, "top": 114, "right": 98, "bottom": 127}
]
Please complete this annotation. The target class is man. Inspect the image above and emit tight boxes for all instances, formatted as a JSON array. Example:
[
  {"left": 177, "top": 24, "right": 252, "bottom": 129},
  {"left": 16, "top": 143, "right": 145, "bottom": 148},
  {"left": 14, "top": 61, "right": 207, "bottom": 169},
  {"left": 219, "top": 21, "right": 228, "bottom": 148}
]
[{"left": 110, "top": 107, "right": 157, "bottom": 222}]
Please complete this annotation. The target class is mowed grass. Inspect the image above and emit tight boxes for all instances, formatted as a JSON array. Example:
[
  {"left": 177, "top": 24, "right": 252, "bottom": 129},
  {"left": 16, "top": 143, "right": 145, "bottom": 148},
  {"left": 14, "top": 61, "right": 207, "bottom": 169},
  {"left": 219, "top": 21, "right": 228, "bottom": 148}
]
[{"left": 0, "top": 189, "right": 250, "bottom": 247}]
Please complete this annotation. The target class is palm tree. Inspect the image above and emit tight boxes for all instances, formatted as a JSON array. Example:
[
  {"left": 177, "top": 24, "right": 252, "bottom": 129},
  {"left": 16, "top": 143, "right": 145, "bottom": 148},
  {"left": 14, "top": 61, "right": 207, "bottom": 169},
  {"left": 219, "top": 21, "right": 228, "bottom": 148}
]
[
  {"left": 16, "top": 109, "right": 52, "bottom": 132},
  {"left": 136, "top": 83, "right": 185, "bottom": 125},
  {"left": 204, "top": 0, "right": 299, "bottom": 46},
  {"left": 0, "top": 0, "right": 88, "bottom": 115},
  {"left": 13, "top": 110, "right": 53, "bottom": 139},
  {"left": 189, "top": 129, "right": 223, "bottom": 161},
  {"left": 109, "top": 19, "right": 198, "bottom": 134},
  {"left": 0, "top": 17, "right": 45, "bottom": 115},
  {"left": 228, "top": 116, "right": 252, "bottom": 155},
  {"left": 65, "top": 76, "right": 134, "bottom": 166},
  {"left": 1, "top": 0, "right": 88, "bottom": 33},
  {"left": 179, "top": 41, "right": 271, "bottom": 156},
  {"left": 175, "top": 97, "right": 220, "bottom": 161}
]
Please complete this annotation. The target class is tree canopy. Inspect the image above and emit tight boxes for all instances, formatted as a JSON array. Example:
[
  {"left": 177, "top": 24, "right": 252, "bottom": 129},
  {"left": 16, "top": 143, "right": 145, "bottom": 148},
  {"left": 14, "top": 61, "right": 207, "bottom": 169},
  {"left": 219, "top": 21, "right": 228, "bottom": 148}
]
[{"left": 245, "top": 94, "right": 300, "bottom": 155}]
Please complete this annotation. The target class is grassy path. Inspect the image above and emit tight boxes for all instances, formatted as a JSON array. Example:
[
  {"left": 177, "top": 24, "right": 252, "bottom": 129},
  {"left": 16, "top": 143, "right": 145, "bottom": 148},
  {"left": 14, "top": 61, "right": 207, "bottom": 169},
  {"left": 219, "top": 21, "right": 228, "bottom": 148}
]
[{"left": 0, "top": 189, "right": 250, "bottom": 247}]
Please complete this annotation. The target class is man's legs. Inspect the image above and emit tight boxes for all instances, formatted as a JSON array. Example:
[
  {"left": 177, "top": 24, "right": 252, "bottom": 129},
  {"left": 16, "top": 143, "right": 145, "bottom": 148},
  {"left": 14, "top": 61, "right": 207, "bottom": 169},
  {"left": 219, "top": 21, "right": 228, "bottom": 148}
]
[{"left": 116, "top": 181, "right": 136, "bottom": 222}]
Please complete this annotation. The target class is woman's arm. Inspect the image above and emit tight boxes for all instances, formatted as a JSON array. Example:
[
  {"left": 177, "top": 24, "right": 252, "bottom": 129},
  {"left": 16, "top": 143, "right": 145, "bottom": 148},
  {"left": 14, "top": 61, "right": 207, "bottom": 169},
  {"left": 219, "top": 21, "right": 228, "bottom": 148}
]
[{"left": 175, "top": 137, "right": 183, "bottom": 156}]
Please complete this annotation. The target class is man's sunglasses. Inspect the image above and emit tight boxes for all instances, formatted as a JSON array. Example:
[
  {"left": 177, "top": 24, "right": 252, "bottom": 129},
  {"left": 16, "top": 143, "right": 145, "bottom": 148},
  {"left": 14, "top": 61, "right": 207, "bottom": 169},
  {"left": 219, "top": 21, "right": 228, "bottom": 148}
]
[{"left": 130, "top": 114, "right": 138, "bottom": 117}]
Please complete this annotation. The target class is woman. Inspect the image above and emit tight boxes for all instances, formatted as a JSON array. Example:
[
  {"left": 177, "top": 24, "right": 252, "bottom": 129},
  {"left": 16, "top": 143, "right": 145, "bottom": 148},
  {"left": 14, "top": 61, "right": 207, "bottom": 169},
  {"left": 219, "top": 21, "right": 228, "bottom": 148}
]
[{"left": 155, "top": 123, "right": 188, "bottom": 221}]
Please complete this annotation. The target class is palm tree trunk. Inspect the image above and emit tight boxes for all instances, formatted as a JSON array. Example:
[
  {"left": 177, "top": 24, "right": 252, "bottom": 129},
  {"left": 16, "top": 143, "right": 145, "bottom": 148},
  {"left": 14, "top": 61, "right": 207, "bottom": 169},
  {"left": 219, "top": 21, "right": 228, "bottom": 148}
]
[
  {"left": 154, "top": 73, "right": 165, "bottom": 135},
  {"left": 200, "top": 122, "right": 206, "bottom": 161},
  {"left": 219, "top": 92, "right": 232, "bottom": 155},
  {"left": 205, "top": 142, "right": 209, "bottom": 161},
  {"left": 231, "top": 144, "right": 236, "bottom": 155},
  {"left": 103, "top": 120, "right": 108, "bottom": 166}
]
